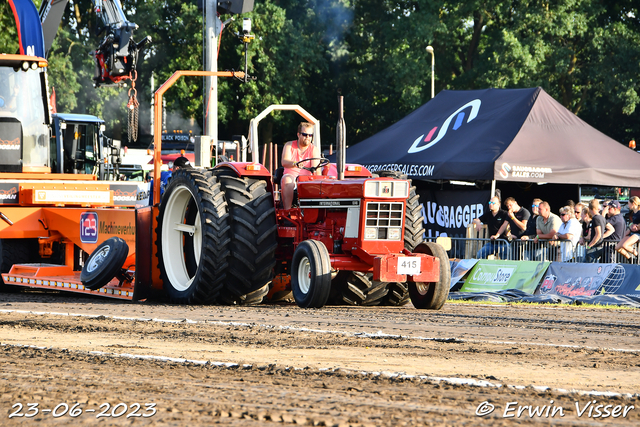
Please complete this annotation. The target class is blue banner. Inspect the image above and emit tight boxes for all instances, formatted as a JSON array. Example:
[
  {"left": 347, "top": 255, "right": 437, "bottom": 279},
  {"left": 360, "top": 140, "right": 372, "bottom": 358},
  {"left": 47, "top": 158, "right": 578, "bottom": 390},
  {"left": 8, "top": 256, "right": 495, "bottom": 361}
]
[
  {"left": 537, "top": 263, "right": 640, "bottom": 297},
  {"left": 613, "top": 264, "right": 640, "bottom": 296},
  {"left": 416, "top": 188, "right": 490, "bottom": 239},
  {"left": 9, "top": 0, "right": 45, "bottom": 57}
]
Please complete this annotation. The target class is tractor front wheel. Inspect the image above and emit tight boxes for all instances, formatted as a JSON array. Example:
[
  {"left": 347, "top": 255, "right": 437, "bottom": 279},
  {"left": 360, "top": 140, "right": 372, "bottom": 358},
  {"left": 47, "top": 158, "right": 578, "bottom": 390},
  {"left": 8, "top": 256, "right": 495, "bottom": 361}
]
[
  {"left": 408, "top": 242, "right": 451, "bottom": 310},
  {"left": 292, "top": 240, "right": 332, "bottom": 308}
]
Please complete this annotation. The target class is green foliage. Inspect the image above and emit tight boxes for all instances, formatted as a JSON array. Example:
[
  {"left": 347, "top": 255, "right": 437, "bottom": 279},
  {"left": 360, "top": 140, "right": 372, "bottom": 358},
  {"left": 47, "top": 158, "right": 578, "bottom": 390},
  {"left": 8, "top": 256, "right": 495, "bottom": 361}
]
[
  {"left": 343, "top": 0, "right": 640, "bottom": 143},
  {"left": 0, "top": 0, "right": 19, "bottom": 54},
  {"left": 1, "top": 0, "right": 639, "bottom": 146}
]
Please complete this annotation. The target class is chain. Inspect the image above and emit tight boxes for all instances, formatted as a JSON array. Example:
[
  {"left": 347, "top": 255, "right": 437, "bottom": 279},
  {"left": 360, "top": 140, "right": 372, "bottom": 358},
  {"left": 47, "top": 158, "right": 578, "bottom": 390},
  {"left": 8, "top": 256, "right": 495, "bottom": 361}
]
[{"left": 127, "top": 71, "right": 139, "bottom": 142}]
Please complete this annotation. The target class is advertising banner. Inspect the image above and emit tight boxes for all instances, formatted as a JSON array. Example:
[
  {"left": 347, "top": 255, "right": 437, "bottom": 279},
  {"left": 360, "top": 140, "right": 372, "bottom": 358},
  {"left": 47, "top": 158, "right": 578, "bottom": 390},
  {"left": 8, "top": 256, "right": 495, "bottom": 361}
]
[
  {"left": 110, "top": 182, "right": 151, "bottom": 208},
  {"left": 538, "top": 263, "right": 640, "bottom": 297},
  {"left": 0, "top": 183, "right": 19, "bottom": 205},
  {"left": 616, "top": 265, "right": 640, "bottom": 296},
  {"left": 461, "top": 260, "right": 549, "bottom": 294},
  {"left": 450, "top": 259, "right": 478, "bottom": 288},
  {"left": 416, "top": 188, "right": 490, "bottom": 239}
]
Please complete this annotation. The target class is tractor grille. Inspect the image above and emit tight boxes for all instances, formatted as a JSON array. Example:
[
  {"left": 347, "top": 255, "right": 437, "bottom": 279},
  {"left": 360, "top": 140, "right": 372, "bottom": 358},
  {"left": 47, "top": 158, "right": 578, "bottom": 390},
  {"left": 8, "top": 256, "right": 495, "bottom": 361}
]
[{"left": 364, "top": 202, "right": 403, "bottom": 240}]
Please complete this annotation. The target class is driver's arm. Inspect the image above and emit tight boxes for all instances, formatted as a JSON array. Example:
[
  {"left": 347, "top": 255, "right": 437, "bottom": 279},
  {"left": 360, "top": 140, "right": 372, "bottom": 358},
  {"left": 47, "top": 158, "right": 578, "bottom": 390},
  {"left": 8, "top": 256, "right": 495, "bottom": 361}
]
[
  {"left": 281, "top": 142, "right": 296, "bottom": 168},
  {"left": 312, "top": 145, "right": 322, "bottom": 175}
]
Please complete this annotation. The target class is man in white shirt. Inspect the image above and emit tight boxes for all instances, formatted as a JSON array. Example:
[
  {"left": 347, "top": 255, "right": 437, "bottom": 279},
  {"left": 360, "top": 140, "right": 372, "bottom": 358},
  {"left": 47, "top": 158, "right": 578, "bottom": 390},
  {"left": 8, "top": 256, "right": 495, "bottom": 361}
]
[{"left": 553, "top": 206, "right": 582, "bottom": 261}]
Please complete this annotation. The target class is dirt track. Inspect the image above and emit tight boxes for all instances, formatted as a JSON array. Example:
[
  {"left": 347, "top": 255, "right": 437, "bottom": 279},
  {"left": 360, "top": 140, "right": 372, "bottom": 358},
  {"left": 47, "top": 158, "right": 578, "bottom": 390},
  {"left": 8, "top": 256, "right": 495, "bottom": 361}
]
[{"left": 1, "top": 290, "right": 639, "bottom": 426}]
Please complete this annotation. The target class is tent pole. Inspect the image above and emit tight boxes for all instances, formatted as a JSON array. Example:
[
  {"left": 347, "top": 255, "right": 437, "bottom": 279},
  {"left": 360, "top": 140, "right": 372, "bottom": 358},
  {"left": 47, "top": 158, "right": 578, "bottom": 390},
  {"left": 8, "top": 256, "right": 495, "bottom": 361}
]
[{"left": 491, "top": 180, "right": 496, "bottom": 198}]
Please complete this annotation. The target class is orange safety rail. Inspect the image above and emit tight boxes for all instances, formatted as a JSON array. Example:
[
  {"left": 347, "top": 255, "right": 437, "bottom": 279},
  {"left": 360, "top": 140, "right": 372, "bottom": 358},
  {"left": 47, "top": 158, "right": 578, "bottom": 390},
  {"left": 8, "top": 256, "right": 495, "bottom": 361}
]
[
  {"left": 22, "top": 166, "right": 52, "bottom": 173},
  {"left": 20, "top": 183, "right": 113, "bottom": 207},
  {"left": 2, "top": 265, "right": 135, "bottom": 300},
  {"left": 0, "top": 54, "right": 48, "bottom": 66},
  {"left": 0, "top": 173, "right": 98, "bottom": 181},
  {"left": 152, "top": 70, "right": 245, "bottom": 205}
]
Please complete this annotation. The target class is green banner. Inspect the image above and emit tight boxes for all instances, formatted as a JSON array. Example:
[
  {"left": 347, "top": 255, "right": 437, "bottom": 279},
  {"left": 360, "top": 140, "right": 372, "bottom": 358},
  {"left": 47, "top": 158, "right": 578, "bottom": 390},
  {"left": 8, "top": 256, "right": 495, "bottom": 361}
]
[{"left": 461, "top": 260, "right": 550, "bottom": 294}]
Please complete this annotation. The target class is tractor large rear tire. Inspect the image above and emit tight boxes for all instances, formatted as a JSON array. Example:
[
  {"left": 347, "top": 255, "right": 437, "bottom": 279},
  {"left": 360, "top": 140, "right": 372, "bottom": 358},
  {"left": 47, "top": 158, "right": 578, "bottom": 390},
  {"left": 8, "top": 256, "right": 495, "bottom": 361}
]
[
  {"left": 408, "top": 242, "right": 451, "bottom": 310},
  {"left": 216, "top": 175, "right": 278, "bottom": 305},
  {"left": 328, "top": 271, "right": 388, "bottom": 306},
  {"left": 156, "top": 168, "right": 230, "bottom": 304},
  {"left": 0, "top": 239, "right": 40, "bottom": 292}
]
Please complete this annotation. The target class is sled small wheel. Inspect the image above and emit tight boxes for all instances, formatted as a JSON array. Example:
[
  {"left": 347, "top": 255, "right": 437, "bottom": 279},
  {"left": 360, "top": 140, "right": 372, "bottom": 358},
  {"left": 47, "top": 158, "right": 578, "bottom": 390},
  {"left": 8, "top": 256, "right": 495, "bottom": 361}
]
[{"left": 81, "top": 237, "right": 129, "bottom": 290}]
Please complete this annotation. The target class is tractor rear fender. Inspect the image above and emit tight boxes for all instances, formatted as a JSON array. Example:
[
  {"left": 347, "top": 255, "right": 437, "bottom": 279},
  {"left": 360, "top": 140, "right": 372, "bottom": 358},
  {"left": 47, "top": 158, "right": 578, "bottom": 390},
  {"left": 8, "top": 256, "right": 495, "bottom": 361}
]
[
  {"left": 214, "top": 162, "right": 272, "bottom": 178},
  {"left": 214, "top": 163, "right": 275, "bottom": 195}
]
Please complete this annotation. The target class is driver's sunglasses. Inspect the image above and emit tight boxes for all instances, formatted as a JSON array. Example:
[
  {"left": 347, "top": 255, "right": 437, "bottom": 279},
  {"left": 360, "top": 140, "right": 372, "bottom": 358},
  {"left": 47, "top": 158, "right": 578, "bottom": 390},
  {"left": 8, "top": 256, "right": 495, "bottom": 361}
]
[{"left": 300, "top": 132, "right": 313, "bottom": 138}]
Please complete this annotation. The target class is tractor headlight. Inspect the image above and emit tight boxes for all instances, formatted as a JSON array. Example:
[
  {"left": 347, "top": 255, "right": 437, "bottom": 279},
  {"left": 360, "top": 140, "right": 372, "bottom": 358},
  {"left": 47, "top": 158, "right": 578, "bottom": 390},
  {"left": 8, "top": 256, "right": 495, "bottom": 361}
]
[
  {"left": 393, "top": 181, "right": 408, "bottom": 198},
  {"left": 388, "top": 228, "right": 401, "bottom": 240},
  {"left": 365, "top": 227, "right": 377, "bottom": 240},
  {"left": 364, "top": 180, "right": 409, "bottom": 198}
]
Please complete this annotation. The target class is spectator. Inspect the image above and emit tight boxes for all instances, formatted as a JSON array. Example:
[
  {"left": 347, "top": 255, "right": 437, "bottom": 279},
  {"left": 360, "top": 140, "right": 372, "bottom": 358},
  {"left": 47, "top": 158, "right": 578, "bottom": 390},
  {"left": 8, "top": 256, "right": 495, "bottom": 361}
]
[
  {"left": 172, "top": 156, "right": 192, "bottom": 170},
  {"left": 602, "top": 200, "right": 625, "bottom": 242},
  {"left": 584, "top": 199, "right": 609, "bottom": 262},
  {"left": 628, "top": 196, "right": 640, "bottom": 224},
  {"left": 472, "top": 196, "right": 508, "bottom": 259},
  {"left": 495, "top": 197, "right": 530, "bottom": 239},
  {"left": 579, "top": 208, "right": 592, "bottom": 246},
  {"left": 519, "top": 198, "right": 542, "bottom": 260},
  {"left": 616, "top": 196, "right": 640, "bottom": 260},
  {"left": 495, "top": 197, "right": 530, "bottom": 260},
  {"left": 574, "top": 202, "right": 586, "bottom": 233},
  {"left": 534, "top": 201, "right": 562, "bottom": 260},
  {"left": 149, "top": 156, "right": 192, "bottom": 204},
  {"left": 554, "top": 206, "right": 582, "bottom": 261},
  {"left": 535, "top": 201, "right": 561, "bottom": 241},
  {"left": 574, "top": 206, "right": 590, "bottom": 261},
  {"left": 521, "top": 198, "right": 542, "bottom": 239}
]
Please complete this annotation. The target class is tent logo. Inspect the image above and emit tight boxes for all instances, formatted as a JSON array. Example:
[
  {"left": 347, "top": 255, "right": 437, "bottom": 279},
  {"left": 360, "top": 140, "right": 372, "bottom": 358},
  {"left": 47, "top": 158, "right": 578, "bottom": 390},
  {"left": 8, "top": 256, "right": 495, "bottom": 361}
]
[
  {"left": 408, "top": 99, "right": 482, "bottom": 153},
  {"left": 499, "top": 163, "right": 511, "bottom": 179}
]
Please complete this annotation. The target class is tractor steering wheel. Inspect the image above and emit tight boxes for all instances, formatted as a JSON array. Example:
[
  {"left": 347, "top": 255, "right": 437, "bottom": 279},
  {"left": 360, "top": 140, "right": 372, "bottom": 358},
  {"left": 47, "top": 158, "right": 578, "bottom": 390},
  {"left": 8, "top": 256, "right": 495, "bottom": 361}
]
[{"left": 295, "top": 157, "right": 330, "bottom": 173}]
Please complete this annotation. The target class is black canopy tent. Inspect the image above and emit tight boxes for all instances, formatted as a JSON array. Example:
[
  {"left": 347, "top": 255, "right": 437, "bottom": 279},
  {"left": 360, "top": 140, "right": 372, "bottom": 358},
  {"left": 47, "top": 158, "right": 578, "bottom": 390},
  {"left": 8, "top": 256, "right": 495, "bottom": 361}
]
[
  {"left": 346, "top": 87, "right": 640, "bottom": 188},
  {"left": 345, "top": 87, "right": 640, "bottom": 238}
]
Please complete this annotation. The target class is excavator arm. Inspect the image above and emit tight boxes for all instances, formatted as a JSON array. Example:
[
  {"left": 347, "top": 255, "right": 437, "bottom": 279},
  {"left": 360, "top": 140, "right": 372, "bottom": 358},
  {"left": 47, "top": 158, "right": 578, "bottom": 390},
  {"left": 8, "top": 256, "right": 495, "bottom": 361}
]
[{"left": 39, "top": 0, "right": 150, "bottom": 87}]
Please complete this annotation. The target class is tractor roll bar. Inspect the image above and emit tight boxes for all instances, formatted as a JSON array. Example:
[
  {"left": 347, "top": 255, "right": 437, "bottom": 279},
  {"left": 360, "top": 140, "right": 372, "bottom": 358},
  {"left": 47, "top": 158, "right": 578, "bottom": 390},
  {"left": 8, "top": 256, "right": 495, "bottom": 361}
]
[{"left": 152, "top": 70, "right": 245, "bottom": 205}]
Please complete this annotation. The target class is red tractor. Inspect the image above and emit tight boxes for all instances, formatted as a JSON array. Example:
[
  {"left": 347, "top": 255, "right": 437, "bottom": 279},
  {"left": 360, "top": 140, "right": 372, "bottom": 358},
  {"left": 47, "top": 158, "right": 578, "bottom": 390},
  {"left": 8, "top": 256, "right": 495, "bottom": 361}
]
[
  {"left": 154, "top": 101, "right": 451, "bottom": 309},
  {"left": 1, "top": 68, "right": 449, "bottom": 311}
]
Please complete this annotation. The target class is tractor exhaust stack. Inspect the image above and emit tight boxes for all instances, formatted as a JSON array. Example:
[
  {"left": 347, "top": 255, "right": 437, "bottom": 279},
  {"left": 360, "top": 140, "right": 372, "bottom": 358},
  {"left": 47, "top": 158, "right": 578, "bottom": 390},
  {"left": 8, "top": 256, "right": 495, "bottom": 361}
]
[{"left": 336, "top": 95, "right": 346, "bottom": 180}]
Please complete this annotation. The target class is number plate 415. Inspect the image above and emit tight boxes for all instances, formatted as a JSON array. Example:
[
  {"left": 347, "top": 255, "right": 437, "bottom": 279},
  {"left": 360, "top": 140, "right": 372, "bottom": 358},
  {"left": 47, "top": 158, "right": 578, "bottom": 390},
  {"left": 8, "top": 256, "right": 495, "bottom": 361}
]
[{"left": 397, "top": 257, "right": 420, "bottom": 275}]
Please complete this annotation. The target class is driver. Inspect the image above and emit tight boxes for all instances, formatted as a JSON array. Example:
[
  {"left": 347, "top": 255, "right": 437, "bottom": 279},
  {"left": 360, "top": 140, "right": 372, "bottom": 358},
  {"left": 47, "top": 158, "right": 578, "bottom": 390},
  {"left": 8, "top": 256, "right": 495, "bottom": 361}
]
[
  {"left": 0, "top": 68, "right": 18, "bottom": 114},
  {"left": 280, "top": 122, "right": 321, "bottom": 209}
]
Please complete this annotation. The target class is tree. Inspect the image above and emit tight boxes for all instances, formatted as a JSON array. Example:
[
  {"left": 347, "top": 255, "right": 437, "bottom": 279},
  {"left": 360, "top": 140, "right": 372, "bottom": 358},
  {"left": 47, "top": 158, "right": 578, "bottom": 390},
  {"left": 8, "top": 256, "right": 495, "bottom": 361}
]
[
  {"left": 342, "top": 0, "right": 640, "bottom": 144},
  {"left": 3, "top": 0, "right": 638, "bottom": 147}
]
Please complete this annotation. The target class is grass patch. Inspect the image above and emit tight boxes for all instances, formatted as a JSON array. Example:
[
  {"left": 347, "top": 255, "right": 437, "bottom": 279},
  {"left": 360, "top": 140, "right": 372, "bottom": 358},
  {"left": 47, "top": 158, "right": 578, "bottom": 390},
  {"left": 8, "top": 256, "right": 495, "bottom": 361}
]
[{"left": 445, "top": 299, "right": 638, "bottom": 310}]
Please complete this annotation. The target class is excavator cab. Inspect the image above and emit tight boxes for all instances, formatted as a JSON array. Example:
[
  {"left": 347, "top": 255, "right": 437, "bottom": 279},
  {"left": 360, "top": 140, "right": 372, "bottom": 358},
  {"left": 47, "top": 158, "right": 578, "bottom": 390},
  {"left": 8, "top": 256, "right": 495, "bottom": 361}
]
[{"left": 0, "top": 55, "right": 50, "bottom": 173}]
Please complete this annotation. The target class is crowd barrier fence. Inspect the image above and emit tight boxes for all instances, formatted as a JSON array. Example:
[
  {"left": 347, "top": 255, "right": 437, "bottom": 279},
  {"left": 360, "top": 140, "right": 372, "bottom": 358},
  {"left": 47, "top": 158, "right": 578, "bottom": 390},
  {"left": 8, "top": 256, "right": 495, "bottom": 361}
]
[{"left": 426, "top": 236, "right": 640, "bottom": 265}]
